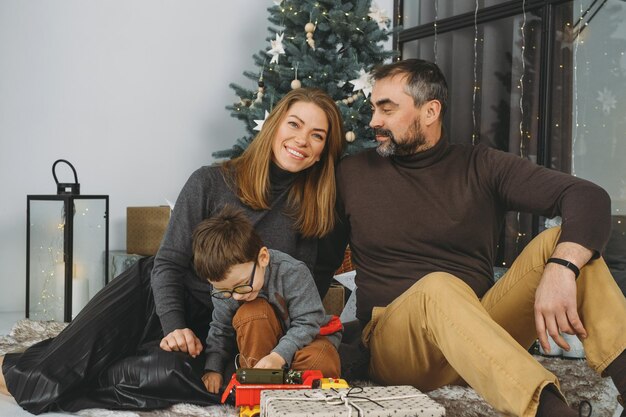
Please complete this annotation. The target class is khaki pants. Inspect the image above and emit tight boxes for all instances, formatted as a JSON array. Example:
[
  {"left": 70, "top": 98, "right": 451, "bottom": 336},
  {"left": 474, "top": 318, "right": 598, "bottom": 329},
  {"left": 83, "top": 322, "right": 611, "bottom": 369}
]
[
  {"left": 366, "top": 227, "right": 626, "bottom": 417},
  {"left": 232, "top": 298, "right": 340, "bottom": 377}
]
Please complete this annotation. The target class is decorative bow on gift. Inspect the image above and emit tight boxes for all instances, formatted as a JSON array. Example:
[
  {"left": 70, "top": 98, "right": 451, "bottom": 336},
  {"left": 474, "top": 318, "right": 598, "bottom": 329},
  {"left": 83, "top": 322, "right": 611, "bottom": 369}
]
[{"left": 313, "top": 387, "right": 385, "bottom": 416}]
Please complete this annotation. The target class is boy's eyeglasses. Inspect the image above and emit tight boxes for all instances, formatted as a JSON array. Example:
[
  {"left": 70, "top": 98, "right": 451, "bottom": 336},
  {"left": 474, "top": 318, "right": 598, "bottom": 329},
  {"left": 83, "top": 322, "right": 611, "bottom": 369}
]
[{"left": 211, "top": 262, "right": 256, "bottom": 299}]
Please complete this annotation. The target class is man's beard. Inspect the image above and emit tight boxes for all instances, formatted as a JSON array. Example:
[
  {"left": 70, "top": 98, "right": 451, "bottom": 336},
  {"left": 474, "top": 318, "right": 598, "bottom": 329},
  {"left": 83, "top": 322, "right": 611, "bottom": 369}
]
[{"left": 375, "top": 117, "right": 427, "bottom": 157}]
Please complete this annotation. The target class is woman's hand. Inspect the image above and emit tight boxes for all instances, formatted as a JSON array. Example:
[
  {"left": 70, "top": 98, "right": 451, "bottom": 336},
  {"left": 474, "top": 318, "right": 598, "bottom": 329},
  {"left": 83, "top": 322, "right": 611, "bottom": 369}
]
[
  {"left": 253, "top": 351, "right": 286, "bottom": 369},
  {"left": 159, "top": 328, "right": 203, "bottom": 358},
  {"left": 202, "top": 371, "right": 223, "bottom": 394}
]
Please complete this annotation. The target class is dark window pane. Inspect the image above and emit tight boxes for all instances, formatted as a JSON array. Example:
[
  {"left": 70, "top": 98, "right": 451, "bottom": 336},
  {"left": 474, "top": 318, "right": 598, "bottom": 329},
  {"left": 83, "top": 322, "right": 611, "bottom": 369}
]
[
  {"left": 403, "top": 0, "right": 512, "bottom": 27},
  {"left": 399, "top": 1, "right": 626, "bottom": 284},
  {"left": 401, "top": 12, "right": 543, "bottom": 266},
  {"left": 402, "top": 13, "right": 541, "bottom": 155}
]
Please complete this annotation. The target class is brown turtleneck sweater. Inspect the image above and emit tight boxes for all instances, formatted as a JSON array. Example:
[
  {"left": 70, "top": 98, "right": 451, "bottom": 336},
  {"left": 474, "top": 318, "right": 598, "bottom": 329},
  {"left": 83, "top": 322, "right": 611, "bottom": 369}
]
[{"left": 318, "top": 138, "right": 611, "bottom": 323}]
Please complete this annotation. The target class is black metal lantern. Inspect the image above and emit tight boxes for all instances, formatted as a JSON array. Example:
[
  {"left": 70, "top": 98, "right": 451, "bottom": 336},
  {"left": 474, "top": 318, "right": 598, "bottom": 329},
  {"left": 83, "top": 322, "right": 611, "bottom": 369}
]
[{"left": 26, "top": 159, "right": 109, "bottom": 322}]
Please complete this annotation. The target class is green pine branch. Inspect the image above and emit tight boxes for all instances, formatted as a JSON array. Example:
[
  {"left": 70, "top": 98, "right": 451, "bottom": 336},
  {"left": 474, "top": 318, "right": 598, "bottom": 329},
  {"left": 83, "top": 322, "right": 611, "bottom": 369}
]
[{"left": 215, "top": 0, "right": 399, "bottom": 160}]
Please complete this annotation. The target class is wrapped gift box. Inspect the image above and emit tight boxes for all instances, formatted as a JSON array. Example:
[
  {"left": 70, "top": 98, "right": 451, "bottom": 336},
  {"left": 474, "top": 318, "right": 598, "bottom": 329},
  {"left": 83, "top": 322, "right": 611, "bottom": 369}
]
[
  {"left": 322, "top": 283, "right": 345, "bottom": 316},
  {"left": 126, "top": 206, "right": 171, "bottom": 256},
  {"left": 260, "top": 385, "right": 445, "bottom": 416},
  {"left": 108, "top": 250, "right": 144, "bottom": 281}
]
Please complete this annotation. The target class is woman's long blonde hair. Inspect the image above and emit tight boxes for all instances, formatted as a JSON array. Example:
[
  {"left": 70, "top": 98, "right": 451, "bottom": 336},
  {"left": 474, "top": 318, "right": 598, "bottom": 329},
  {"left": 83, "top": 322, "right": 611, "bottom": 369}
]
[{"left": 222, "top": 88, "right": 344, "bottom": 238}]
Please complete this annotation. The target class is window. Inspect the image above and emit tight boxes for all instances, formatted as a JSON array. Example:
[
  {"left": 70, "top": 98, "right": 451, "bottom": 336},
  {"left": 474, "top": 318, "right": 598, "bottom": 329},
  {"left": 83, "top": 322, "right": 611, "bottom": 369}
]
[{"left": 396, "top": 0, "right": 626, "bottom": 282}]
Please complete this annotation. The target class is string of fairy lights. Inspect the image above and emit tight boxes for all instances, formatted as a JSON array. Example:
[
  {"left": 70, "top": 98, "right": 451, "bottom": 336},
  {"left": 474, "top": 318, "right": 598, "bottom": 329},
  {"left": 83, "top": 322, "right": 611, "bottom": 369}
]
[
  {"left": 31, "top": 208, "right": 66, "bottom": 321},
  {"left": 472, "top": 0, "right": 479, "bottom": 146},
  {"left": 469, "top": 0, "right": 530, "bottom": 263},
  {"left": 32, "top": 205, "right": 103, "bottom": 321},
  {"left": 433, "top": 0, "right": 438, "bottom": 64},
  {"left": 518, "top": 0, "right": 527, "bottom": 160},
  {"left": 572, "top": 0, "right": 584, "bottom": 177},
  {"left": 515, "top": 0, "right": 528, "bottom": 255}
]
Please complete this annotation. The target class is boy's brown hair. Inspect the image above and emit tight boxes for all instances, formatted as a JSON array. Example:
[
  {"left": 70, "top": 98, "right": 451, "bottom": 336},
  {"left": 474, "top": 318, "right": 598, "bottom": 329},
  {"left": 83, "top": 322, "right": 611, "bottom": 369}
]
[{"left": 192, "top": 206, "right": 263, "bottom": 282}]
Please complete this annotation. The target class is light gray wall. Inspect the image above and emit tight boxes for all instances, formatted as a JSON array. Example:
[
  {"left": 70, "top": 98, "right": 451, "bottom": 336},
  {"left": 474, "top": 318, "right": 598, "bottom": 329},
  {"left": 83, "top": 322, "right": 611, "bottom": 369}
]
[
  {"left": 0, "top": 0, "right": 393, "bottom": 313},
  {"left": 0, "top": 0, "right": 270, "bottom": 313}
]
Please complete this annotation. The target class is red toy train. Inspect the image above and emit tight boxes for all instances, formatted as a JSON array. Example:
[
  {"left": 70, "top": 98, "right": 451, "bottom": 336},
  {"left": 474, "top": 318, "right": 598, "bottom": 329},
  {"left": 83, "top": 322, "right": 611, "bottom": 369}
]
[{"left": 221, "top": 368, "right": 348, "bottom": 417}]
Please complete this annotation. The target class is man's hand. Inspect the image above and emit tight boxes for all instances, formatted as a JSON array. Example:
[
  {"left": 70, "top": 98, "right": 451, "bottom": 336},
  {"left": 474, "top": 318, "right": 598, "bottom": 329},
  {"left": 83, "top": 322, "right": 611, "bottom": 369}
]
[
  {"left": 253, "top": 352, "right": 286, "bottom": 369},
  {"left": 159, "top": 328, "right": 203, "bottom": 358},
  {"left": 534, "top": 242, "right": 591, "bottom": 353},
  {"left": 202, "top": 371, "right": 222, "bottom": 394}
]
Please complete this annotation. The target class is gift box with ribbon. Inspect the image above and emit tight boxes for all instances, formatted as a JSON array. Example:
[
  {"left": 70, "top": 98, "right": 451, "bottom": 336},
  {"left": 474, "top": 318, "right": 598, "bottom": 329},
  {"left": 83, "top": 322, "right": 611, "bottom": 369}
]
[{"left": 260, "top": 385, "right": 445, "bottom": 416}]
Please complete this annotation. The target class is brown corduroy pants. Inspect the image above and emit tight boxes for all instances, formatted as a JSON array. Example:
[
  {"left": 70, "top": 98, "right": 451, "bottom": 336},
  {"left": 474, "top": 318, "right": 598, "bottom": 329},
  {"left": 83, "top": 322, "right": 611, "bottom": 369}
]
[{"left": 232, "top": 298, "right": 340, "bottom": 377}]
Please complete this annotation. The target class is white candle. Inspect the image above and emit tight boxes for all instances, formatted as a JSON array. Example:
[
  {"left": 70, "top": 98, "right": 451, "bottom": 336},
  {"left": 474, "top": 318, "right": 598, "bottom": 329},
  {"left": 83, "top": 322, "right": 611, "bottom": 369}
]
[
  {"left": 55, "top": 261, "right": 89, "bottom": 320},
  {"left": 72, "top": 276, "right": 89, "bottom": 319},
  {"left": 53, "top": 262, "right": 66, "bottom": 321},
  {"left": 54, "top": 262, "right": 78, "bottom": 297},
  {"left": 54, "top": 262, "right": 65, "bottom": 297}
]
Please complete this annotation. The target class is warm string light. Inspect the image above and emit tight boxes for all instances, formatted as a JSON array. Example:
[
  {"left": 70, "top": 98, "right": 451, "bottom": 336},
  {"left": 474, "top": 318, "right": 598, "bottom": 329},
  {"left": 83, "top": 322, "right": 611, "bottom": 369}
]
[
  {"left": 433, "top": 0, "right": 438, "bottom": 63},
  {"left": 31, "top": 215, "right": 66, "bottom": 321},
  {"left": 31, "top": 205, "right": 103, "bottom": 321},
  {"left": 472, "top": 0, "right": 479, "bottom": 145},
  {"left": 513, "top": 1, "right": 529, "bottom": 252},
  {"left": 572, "top": 0, "right": 584, "bottom": 177},
  {"left": 518, "top": 0, "right": 527, "bottom": 159},
  {"left": 515, "top": 212, "right": 522, "bottom": 248}
]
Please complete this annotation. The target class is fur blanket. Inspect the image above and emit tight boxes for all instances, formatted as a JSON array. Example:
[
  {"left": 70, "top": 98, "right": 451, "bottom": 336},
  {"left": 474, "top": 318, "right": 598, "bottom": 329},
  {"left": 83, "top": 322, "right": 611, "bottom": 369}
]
[{"left": 0, "top": 319, "right": 621, "bottom": 417}]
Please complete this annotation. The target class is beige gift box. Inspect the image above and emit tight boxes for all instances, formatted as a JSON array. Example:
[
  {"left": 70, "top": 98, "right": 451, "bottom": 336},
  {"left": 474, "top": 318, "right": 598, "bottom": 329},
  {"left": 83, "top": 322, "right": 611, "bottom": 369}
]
[{"left": 126, "top": 206, "right": 171, "bottom": 256}]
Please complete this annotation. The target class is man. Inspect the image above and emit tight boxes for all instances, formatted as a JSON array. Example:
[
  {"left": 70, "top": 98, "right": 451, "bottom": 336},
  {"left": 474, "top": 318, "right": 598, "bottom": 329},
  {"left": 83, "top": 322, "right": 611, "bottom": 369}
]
[{"left": 317, "top": 59, "right": 626, "bottom": 417}]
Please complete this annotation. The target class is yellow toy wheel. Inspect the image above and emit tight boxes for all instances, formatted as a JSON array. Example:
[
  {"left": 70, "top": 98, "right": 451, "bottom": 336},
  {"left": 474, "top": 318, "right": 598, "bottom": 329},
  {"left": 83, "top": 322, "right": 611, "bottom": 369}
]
[{"left": 239, "top": 405, "right": 261, "bottom": 417}]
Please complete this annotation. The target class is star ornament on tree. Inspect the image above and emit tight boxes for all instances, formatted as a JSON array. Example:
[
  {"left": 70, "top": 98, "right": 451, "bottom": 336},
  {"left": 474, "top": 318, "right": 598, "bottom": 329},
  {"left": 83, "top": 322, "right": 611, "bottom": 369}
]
[
  {"left": 267, "top": 32, "right": 285, "bottom": 64},
  {"left": 253, "top": 110, "right": 270, "bottom": 131},
  {"left": 349, "top": 68, "right": 374, "bottom": 97},
  {"left": 368, "top": 4, "right": 390, "bottom": 30}
]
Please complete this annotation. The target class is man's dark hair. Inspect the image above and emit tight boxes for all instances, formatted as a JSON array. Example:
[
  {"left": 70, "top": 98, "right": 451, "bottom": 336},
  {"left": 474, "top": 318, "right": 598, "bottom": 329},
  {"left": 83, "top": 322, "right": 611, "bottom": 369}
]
[
  {"left": 192, "top": 206, "right": 263, "bottom": 282},
  {"left": 372, "top": 59, "right": 448, "bottom": 118}
]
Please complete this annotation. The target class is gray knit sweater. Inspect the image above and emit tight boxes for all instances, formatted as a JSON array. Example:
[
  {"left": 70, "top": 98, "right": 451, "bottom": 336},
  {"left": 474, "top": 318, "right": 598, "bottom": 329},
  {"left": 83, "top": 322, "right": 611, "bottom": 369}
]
[
  {"left": 152, "top": 164, "right": 317, "bottom": 335},
  {"left": 204, "top": 249, "right": 342, "bottom": 373}
]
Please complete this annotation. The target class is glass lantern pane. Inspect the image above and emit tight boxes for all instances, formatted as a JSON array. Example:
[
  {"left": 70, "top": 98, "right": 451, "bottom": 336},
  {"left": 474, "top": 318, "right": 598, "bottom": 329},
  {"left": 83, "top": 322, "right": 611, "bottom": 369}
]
[
  {"left": 72, "top": 198, "right": 108, "bottom": 318},
  {"left": 28, "top": 200, "right": 66, "bottom": 322}
]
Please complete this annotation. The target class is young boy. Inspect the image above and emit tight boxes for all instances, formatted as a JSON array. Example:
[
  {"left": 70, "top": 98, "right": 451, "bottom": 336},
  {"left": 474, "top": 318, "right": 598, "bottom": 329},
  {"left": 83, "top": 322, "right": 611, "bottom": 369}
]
[{"left": 191, "top": 206, "right": 342, "bottom": 394}]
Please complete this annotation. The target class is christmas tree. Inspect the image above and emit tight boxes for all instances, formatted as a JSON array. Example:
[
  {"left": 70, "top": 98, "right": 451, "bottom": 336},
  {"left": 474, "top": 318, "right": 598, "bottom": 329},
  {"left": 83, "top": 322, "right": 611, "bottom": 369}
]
[{"left": 214, "top": 0, "right": 397, "bottom": 159}]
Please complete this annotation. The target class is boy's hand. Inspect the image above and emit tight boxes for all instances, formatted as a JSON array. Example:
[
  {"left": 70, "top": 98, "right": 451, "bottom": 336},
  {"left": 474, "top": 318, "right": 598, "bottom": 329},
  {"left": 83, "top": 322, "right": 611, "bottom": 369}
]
[
  {"left": 253, "top": 352, "right": 286, "bottom": 369},
  {"left": 159, "top": 328, "right": 203, "bottom": 358},
  {"left": 202, "top": 371, "right": 223, "bottom": 394}
]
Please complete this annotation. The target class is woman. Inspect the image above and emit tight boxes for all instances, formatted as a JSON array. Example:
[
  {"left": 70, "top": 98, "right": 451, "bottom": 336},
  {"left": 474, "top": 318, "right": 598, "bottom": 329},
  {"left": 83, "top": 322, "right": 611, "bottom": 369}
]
[{"left": 0, "top": 87, "right": 344, "bottom": 414}]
